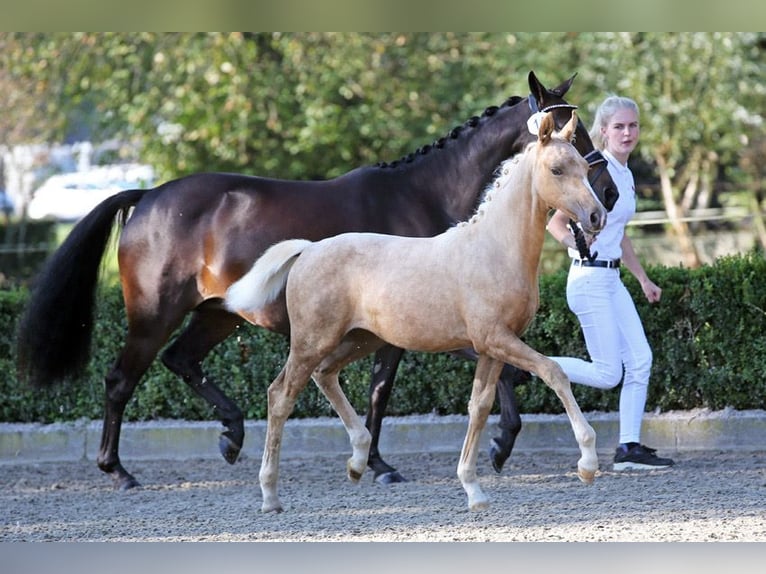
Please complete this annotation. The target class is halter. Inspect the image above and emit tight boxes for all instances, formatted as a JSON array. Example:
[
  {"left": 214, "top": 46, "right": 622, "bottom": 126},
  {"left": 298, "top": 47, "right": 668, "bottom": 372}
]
[
  {"left": 529, "top": 92, "right": 607, "bottom": 175},
  {"left": 529, "top": 93, "right": 606, "bottom": 262},
  {"left": 527, "top": 92, "right": 578, "bottom": 115}
]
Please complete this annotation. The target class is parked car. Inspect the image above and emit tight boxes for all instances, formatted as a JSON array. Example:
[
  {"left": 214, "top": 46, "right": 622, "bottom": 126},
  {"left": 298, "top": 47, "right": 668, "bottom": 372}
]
[
  {"left": 27, "top": 164, "right": 154, "bottom": 221},
  {"left": 0, "top": 190, "right": 13, "bottom": 217}
]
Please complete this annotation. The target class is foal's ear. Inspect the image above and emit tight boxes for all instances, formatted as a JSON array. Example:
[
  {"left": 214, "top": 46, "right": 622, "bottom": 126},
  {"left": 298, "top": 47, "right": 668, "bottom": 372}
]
[
  {"left": 560, "top": 111, "right": 578, "bottom": 142},
  {"left": 538, "top": 112, "right": 555, "bottom": 145}
]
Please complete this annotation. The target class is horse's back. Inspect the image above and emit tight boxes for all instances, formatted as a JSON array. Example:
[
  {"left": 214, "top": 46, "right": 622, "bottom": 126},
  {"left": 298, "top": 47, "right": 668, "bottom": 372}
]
[
  {"left": 120, "top": 168, "right": 454, "bottom": 298},
  {"left": 286, "top": 231, "right": 470, "bottom": 351},
  {"left": 119, "top": 172, "right": 351, "bottom": 297}
]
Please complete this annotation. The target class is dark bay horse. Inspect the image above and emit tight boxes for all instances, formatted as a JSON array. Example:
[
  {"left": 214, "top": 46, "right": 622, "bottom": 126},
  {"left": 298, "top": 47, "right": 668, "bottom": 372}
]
[
  {"left": 16, "top": 71, "right": 616, "bottom": 490},
  {"left": 225, "top": 111, "right": 604, "bottom": 512}
]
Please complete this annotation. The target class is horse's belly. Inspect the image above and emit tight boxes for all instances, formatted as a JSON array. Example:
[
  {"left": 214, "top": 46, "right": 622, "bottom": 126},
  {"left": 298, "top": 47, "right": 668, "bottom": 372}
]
[{"left": 358, "top": 289, "right": 469, "bottom": 353}]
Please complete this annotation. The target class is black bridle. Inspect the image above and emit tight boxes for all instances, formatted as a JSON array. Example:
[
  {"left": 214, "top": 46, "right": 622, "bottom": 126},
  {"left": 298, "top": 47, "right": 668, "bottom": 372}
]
[{"left": 529, "top": 93, "right": 605, "bottom": 262}]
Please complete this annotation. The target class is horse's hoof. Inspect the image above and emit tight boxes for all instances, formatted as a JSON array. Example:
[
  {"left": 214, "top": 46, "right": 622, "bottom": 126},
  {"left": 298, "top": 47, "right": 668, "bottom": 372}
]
[
  {"left": 109, "top": 471, "right": 141, "bottom": 491},
  {"left": 118, "top": 478, "right": 142, "bottom": 491},
  {"left": 374, "top": 470, "right": 408, "bottom": 485},
  {"left": 468, "top": 496, "right": 490, "bottom": 512},
  {"left": 219, "top": 432, "right": 242, "bottom": 465},
  {"left": 577, "top": 466, "right": 597, "bottom": 484},
  {"left": 488, "top": 438, "right": 508, "bottom": 474},
  {"left": 261, "top": 503, "right": 284, "bottom": 514}
]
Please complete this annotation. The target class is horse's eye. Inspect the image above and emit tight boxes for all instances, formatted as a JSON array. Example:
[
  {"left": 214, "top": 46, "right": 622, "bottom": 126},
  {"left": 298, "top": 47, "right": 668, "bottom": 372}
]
[{"left": 551, "top": 167, "right": 563, "bottom": 176}]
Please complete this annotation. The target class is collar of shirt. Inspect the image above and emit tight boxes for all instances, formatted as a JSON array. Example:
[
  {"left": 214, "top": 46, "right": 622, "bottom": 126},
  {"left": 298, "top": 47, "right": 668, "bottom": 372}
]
[
  {"left": 603, "top": 149, "right": 631, "bottom": 177},
  {"left": 579, "top": 149, "right": 636, "bottom": 261}
]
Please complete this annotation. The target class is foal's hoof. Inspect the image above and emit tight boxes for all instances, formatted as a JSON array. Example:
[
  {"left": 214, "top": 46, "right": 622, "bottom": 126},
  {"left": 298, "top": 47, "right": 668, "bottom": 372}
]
[
  {"left": 374, "top": 470, "right": 408, "bottom": 485},
  {"left": 577, "top": 465, "right": 597, "bottom": 484},
  {"left": 261, "top": 502, "right": 284, "bottom": 514},
  {"left": 468, "top": 493, "right": 490, "bottom": 512},
  {"left": 347, "top": 462, "right": 366, "bottom": 483},
  {"left": 469, "top": 499, "right": 490, "bottom": 512},
  {"left": 488, "top": 438, "right": 509, "bottom": 474},
  {"left": 219, "top": 432, "right": 242, "bottom": 465}
]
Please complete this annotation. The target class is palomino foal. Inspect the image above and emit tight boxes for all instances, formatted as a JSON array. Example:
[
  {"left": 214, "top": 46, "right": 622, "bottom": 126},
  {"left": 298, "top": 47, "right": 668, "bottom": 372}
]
[{"left": 226, "top": 111, "right": 605, "bottom": 512}]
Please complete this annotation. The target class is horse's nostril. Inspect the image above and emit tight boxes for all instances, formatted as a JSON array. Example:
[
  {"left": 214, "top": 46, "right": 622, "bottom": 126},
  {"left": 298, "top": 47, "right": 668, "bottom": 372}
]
[{"left": 590, "top": 210, "right": 604, "bottom": 229}]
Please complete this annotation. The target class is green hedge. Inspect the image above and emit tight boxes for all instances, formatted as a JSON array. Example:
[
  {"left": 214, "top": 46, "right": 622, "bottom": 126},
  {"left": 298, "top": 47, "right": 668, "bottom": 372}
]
[
  {"left": 2, "top": 252, "right": 765, "bottom": 423},
  {"left": 0, "top": 220, "right": 57, "bottom": 284}
]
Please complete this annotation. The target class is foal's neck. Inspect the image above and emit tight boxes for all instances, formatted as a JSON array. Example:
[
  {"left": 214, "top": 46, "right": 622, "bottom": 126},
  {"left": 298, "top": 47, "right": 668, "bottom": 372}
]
[{"left": 487, "top": 155, "right": 549, "bottom": 277}]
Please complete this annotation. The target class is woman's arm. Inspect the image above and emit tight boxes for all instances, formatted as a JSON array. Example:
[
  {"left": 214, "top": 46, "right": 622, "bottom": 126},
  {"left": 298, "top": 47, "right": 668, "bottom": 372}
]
[
  {"left": 546, "top": 210, "right": 577, "bottom": 250},
  {"left": 621, "top": 234, "right": 661, "bottom": 303}
]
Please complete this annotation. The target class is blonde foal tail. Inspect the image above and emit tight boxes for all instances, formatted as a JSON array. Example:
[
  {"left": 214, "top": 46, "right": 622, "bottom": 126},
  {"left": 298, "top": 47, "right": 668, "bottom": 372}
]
[{"left": 225, "top": 239, "right": 313, "bottom": 313}]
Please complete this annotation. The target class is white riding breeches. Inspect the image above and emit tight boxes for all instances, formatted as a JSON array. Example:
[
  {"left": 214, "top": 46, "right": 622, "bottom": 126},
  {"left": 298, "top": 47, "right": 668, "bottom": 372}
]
[{"left": 550, "top": 264, "right": 652, "bottom": 444}]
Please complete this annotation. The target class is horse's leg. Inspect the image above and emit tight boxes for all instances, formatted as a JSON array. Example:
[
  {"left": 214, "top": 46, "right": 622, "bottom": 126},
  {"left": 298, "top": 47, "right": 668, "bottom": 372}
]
[
  {"left": 538, "top": 357, "right": 598, "bottom": 482},
  {"left": 160, "top": 302, "right": 245, "bottom": 464},
  {"left": 489, "top": 364, "right": 530, "bottom": 473},
  {"left": 487, "top": 336, "right": 598, "bottom": 483},
  {"left": 98, "top": 322, "right": 179, "bottom": 490},
  {"left": 366, "top": 345, "right": 408, "bottom": 484},
  {"left": 313, "top": 370, "right": 371, "bottom": 484},
  {"left": 449, "top": 348, "right": 530, "bottom": 473},
  {"left": 259, "top": 357, "right": 315, "bottom": 513},
  {"left": 457, "top": 354, "right": 503, "bottom": 511}
]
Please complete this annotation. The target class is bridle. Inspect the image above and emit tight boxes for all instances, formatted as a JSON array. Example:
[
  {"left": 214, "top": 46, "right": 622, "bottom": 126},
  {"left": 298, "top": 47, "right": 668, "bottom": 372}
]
[
  {"left": 529, "top": 93, "right": 606, "bottom": 262},
  {"left": 528, "top": 93, "right": 609, "bottom": 187}
]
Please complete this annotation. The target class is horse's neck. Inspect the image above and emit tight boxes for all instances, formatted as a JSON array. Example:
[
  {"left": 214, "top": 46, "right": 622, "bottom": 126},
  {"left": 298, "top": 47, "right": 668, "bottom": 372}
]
[
  {"left": 398, "top": 104, "right": 528, "bottom": 221},
  {"left": 482, "top": 157, "right": 548, "bottom": 277}
]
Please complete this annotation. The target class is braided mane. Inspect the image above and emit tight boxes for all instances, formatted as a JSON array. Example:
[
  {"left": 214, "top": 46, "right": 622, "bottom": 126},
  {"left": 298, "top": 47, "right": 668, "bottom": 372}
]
[
  {"left": 457, "top": 145, "right": 530, "bottom": 228},
  {"left": 375, "top": 96, "right": 524, "bottom": 169}
]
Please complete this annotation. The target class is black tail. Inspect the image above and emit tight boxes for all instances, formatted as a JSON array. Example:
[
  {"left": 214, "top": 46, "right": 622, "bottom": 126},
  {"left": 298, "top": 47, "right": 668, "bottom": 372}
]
[{"left": 16, "top": 188, "right": 149, "bottom": 387}]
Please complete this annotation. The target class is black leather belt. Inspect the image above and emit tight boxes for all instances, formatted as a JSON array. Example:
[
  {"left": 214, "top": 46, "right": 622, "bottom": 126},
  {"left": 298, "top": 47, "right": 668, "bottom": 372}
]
[{"left": 572, "top": 258, "right": 621, "bottom": 269}]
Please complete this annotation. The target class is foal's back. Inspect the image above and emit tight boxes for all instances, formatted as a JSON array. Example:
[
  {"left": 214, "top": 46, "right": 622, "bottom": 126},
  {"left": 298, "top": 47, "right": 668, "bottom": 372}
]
[{"left": 286, "top": 230, "right": 476, "bottom": 353}]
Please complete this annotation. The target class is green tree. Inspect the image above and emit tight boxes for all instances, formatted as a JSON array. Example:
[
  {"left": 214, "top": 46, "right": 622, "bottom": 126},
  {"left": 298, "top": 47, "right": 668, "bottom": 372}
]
[
  {"left": 3, "top": 32, "right": 764, "bottom": 247},
  {"left": 571, "top": 32, "right": 765, "bottom": 267}
]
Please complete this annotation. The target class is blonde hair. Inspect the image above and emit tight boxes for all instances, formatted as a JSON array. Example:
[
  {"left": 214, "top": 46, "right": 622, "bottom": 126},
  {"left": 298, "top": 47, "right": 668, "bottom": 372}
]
[{"left": 589, "top": 95, "right": 639, "bottom": 150}]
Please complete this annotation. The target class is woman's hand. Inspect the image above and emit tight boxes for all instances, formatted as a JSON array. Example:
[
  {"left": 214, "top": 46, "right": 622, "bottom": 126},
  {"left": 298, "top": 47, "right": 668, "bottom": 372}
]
[{"left": 641, "top": 278, "right": 662, "bottom": 303}]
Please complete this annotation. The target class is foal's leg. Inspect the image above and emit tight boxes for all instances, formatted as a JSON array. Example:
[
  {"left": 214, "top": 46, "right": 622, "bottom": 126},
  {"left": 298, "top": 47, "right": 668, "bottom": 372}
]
[
  {"left": 488, "top": 336, "right": 598, "bottom": 483},
  {"left": 366, "top": 345, "right": 408, "bottom": 483},
  {"left": 313, "top": 369, "right": 372, "bottom": 483},
  {"left": 259, "top": 358, "right": 316, "bottom": 513},
  {"left": 449, "top": 348, "right": 530, "bottom": 473},
  {"left": 457, "top": 354, "right": 504, "bottom": 511},
  {"left": 161, "top": 302, "right": 245, "bottom": 464}
]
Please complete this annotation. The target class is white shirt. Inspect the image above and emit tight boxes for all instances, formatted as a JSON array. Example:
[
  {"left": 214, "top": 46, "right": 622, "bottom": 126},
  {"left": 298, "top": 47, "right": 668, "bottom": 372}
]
[{"left": 580, "top": 149, "right": 636, "bottom": 261}]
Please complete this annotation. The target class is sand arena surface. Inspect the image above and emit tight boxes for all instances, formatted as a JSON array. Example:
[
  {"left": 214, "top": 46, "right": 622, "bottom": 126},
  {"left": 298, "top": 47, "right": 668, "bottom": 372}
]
[{"left": 2, "top": 448, "right": 765, "bottom": 542}]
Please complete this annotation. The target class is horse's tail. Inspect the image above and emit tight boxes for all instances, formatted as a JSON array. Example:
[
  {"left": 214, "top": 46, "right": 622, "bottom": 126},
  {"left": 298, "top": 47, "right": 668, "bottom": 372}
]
[
  {"left": 226, "top": 239, "right": 313, "bottom": 314},
  {"left": 16, "top": 188, "right": 150, "bottom": 387}
]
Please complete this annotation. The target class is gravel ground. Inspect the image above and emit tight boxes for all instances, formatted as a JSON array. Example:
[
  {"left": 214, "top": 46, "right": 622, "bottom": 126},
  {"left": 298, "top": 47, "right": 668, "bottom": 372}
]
[{"left": 3, "top": 448, "right": 765, "bottom": 542}]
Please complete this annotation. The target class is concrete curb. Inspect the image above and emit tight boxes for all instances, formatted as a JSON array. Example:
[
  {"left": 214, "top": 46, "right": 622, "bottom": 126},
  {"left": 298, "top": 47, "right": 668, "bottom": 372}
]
[{"left": 1, "top": 408, "right": 764, "bottom": 465}]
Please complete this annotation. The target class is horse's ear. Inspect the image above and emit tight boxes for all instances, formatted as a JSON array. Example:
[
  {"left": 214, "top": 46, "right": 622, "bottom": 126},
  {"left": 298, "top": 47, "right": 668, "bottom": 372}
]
[
  {"left": 528, "top": 71, "right": 546, "bottom": 104},
  {"left": 551, "top": 73, "right": 577, "bottom": 97},
  {"left": 560, "top": 111, "right": 578, "bottom": 142},
  {"left": 530, "top": 71, "right": 577, "bottom": 100},
  {"left": 538, "top": 112, "right": 555, "bottom": 145}
]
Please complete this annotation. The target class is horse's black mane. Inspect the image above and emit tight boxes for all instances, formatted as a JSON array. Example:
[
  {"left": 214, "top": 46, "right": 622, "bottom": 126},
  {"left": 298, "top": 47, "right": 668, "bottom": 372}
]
[{"left": 375, "top": 95, "right": 524, "bottom": 169}]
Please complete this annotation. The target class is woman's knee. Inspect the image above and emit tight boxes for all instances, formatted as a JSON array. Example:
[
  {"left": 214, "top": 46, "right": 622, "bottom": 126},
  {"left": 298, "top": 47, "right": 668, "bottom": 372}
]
[
  {"left": 623, "top": 350, "right": 652, "bottom": 387},
  {"left": 596, "top": 362, "right": 624, "bottom": 389}
]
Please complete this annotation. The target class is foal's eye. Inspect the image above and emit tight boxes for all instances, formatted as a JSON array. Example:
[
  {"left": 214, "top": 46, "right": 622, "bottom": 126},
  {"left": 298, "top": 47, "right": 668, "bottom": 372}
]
[{"left": 551, "top": 167, "right": 563, "bottom": 176}]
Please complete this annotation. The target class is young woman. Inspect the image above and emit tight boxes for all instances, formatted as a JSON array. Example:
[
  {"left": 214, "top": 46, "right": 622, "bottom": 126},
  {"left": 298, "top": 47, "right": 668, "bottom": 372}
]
[{"left": 546, "top": 95, "right": 674, "bottom": 470}]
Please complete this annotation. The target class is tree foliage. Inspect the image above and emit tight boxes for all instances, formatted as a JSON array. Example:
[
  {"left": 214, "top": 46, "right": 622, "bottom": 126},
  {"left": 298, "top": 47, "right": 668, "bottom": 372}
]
[
  {"left": 565, "top": 33, "right": 766, "bottom": 265},
  {"left": 2, "top": 33, "right": 764, "bottom": 252}
]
